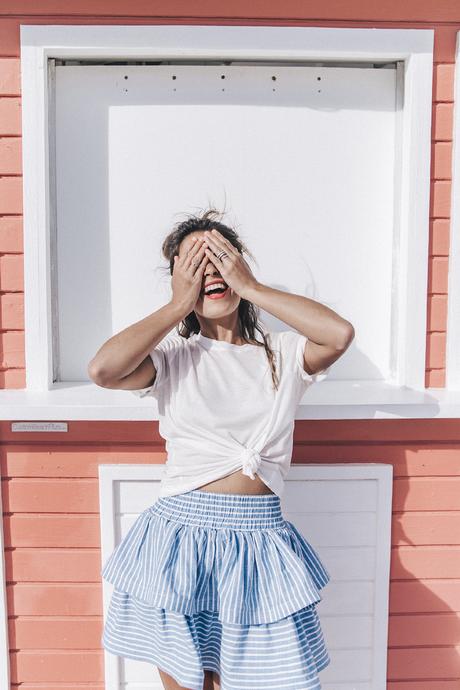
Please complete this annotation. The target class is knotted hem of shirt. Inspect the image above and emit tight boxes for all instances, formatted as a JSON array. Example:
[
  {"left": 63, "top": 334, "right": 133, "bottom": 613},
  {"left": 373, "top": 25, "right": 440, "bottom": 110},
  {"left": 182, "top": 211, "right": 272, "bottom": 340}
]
[{"left": 240, "top": 447, "right": 262, "bottom": 480}]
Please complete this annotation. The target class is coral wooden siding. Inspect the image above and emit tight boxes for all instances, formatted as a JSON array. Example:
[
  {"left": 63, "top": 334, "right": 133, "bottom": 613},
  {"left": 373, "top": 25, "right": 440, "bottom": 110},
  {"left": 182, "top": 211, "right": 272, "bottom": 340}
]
[
  {"left": 0, "top": 4, "right": 460, "bottom": 690},
  {"left": 2, "top": 422, "right": 460, "bottom": 688}
]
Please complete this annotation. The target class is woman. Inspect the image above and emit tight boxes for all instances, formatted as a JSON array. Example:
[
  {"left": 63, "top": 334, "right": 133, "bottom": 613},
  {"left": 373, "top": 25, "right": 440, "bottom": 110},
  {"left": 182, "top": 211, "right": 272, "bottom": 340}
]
[{"left": 90, "top": 208, "right": 354, "bottom": 690}]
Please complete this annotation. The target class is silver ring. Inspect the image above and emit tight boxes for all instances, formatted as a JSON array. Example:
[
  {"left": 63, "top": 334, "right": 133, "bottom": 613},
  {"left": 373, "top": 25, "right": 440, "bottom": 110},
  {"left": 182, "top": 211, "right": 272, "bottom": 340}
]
[{"left": 217, "top": 251, "right": 229, "bottom": 261}]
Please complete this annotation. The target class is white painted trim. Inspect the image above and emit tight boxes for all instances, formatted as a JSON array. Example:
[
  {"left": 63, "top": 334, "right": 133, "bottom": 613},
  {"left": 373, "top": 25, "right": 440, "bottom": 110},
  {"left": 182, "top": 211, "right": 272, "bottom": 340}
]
[
  {"left": 2, "top": 382, "right": 460, "bottom": 419},
  {"left": 19, "top": 24, "right": 437, "bottom": 412},
  {"left": 99, "top": 462, "right": 393, "bottom": 690},
  {"left": 0, "top": 465, "right": 11, "bottom": 690},
  {"left": 287, "top": 463, "right": 393, "bottom": 690},
  {"left": 98, "top": 464, "right": 164, "bottom": 689},
  {"left": 391, "top": 47, "right": 433, "bottom": 390},
  {"left": 98, "top": 463, "right": 164, "bottom": 690},
  {"left": 446, "top": 32, "right": 460, "bottom": 390}
]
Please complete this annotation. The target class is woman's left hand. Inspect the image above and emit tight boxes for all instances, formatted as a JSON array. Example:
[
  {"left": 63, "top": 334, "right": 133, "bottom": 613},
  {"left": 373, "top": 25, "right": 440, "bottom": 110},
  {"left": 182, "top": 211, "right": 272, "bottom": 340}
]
[{"left": 202, "top": 229, "right": 259, "bottom": 300}]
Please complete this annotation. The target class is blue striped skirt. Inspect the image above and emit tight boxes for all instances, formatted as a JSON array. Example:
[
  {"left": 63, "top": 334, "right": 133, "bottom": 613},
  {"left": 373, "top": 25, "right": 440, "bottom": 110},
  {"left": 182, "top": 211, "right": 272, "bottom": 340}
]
[{"left": 101, "top": 489, "right": 331, "bottom": 690}]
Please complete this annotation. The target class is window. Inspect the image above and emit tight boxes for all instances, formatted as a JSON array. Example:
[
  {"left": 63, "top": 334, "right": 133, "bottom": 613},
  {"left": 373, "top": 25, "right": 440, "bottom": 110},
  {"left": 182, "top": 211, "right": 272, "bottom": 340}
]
[{"left": 17, "top": 24, "right": 442, "bottom": 419}]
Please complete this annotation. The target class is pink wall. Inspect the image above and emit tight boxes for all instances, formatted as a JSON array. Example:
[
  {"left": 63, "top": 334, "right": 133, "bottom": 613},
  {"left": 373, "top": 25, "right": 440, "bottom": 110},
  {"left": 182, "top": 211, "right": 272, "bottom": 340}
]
[{"left": 0, "top": 3, "right": 459, "bottom": 689}]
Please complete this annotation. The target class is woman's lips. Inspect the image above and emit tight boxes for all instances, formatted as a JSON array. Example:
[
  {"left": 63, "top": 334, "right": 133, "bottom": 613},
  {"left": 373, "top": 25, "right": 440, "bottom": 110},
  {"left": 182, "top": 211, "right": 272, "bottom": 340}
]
[{"left": 202, "top": 287, "right": 229, "bottom": 299}]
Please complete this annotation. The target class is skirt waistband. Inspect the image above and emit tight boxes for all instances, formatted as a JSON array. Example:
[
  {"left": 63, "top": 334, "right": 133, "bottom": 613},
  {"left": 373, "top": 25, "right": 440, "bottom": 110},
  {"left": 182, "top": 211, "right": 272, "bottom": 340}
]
[{"left": 149, "top": 488, "right": 284, "bottom": 530}]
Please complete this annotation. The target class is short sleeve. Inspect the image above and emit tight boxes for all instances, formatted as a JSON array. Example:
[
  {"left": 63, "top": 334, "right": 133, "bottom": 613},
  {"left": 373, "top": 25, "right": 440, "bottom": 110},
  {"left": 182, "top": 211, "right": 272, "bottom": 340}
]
[
  {"left": 284, "top": 330, "right": 330, "bottom": 385},
  {"left": 130, "top": 331, "right": 185, "bottom": 399}
]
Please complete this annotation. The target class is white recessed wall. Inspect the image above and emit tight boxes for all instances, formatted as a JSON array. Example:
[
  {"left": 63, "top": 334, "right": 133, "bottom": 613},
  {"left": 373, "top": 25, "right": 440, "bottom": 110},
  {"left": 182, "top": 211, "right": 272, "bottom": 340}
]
[{"left": 55, "top": 62, "right": 396, "bottom": 388}]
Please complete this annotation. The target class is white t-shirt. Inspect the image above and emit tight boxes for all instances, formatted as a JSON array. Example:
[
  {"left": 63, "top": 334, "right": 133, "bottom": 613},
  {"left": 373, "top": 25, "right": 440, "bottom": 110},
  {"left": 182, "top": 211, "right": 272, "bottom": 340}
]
[{"left": 131, "top": 328, "right": 329, "bottom": 498}]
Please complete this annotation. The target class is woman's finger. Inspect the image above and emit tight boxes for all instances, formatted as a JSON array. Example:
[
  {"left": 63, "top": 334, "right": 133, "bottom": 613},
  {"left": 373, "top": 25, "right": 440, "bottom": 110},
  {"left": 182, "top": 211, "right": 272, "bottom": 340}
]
[
  {"left": 190, "top": 244, "right": 206, "bottom": 280},
  {"left": 182, "top": 237, "right": 200, "bottom": 267},
  {"left": 188, "top": 243, "right": 207, "bottom": 275},
  {"left": 208, "top": 229, "right": 238, "bottom": 256},
  {"left": 196, "top": 251, "right": 208, "bottom": 275},
  {"left": 183, "top": 237, "right": 205, "bottom": 271},
  {"left": 203, "top": 233, "right": 230, "bottom": 259},
  {"left": 203, "top": 247, "right": 220, "bottom": 268}
]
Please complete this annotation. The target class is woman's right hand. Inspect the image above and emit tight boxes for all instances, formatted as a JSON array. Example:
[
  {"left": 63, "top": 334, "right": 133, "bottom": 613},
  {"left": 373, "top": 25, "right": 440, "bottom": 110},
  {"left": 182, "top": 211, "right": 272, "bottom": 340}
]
[{"left": 170, "top": 237, "right": 208, "bottom": 314}]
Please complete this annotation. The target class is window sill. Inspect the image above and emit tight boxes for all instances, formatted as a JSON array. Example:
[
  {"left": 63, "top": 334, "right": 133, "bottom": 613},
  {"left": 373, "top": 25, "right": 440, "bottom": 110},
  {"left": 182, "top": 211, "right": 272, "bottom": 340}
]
[{"left": 0, "top": 381, "right": 459, "bottom": 420}]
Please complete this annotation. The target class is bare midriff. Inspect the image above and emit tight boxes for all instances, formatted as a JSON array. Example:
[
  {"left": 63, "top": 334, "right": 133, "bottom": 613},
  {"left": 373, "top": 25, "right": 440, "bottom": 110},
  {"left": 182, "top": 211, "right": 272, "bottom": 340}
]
[{"left": 197, "top": 468, "right": 275, "bottom": 495}]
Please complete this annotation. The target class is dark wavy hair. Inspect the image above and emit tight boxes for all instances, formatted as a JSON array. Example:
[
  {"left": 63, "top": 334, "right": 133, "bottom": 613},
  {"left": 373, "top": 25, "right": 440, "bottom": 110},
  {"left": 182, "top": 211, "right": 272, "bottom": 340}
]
[{"left": 160, "top": 207, "right": 280, "bottom": 391}]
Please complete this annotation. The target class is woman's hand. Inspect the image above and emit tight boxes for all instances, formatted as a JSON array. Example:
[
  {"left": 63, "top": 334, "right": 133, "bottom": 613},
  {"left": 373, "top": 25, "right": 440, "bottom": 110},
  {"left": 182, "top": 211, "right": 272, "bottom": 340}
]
[
  {"left": 202, "top": 229, "right": 259, "bottom": 299},
  {"left": 171, "top": 238, "right": 208, "bottom": 313}
]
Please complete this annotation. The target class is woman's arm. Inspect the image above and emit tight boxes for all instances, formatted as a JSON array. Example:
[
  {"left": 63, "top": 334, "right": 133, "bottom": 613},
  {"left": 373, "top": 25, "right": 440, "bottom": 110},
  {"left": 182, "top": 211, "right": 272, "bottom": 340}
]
[
  {"left": 88, "top": 231, "right": 208, "bottom": 389},
  {"left": 242, "top": 283, "right": 354, "bottom": 374},
  {"left": 200, "top": 228, "right": 353, "bottom": 376},
  {"left": 87, "top": 300, "right": 188, "bottom": 388}
]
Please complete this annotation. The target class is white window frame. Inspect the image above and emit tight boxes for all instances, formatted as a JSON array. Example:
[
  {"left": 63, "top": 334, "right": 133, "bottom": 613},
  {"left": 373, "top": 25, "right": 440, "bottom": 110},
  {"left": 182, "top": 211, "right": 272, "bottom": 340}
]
[
  {"left": 446, "top": 31, "right": 460, "bottom": 390},
  {"left": 7, "top": 23, "right": 460, "bottom": 420}
]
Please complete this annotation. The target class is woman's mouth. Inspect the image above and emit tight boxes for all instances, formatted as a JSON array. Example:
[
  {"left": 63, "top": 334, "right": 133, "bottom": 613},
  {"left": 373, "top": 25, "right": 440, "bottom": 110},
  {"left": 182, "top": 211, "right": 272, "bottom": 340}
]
[{"left": 201, "top": 284, "right": 230, "bottom": 299}]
